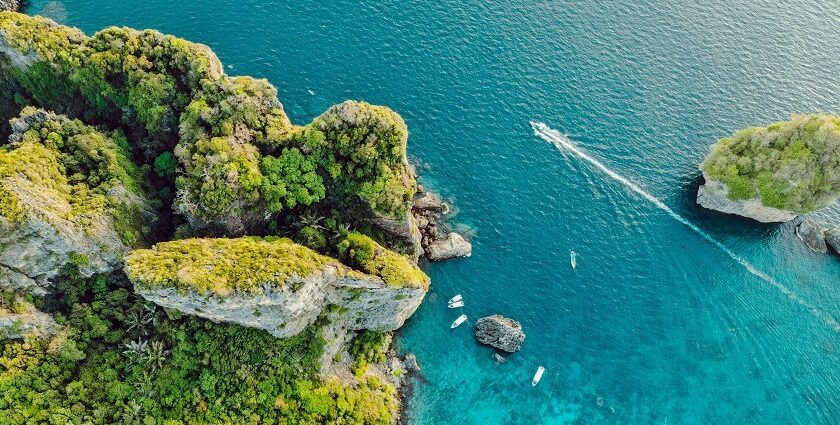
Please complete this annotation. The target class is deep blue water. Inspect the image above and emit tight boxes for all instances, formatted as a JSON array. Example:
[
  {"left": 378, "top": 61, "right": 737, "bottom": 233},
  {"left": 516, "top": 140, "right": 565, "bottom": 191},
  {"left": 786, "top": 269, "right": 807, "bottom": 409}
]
[{"left": 24, "top": 1, "right": 840, "bottom": 423}]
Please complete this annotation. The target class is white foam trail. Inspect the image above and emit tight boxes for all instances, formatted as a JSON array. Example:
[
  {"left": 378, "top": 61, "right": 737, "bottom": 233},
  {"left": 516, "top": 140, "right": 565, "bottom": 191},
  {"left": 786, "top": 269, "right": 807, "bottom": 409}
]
[{"left": 531, "top": 121, "right": 840, "bottom": 332}]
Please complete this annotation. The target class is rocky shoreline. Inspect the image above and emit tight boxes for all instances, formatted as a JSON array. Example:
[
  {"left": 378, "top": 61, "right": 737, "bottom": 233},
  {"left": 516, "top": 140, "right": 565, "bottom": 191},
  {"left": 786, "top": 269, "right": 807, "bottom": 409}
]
[
  {"left": 696, "top": 173, "right": 798, "bottom": 223},
  {"left": 413, "top": 188, "right": 473, "bottom": 261},
  {"left": 0, "top": 1, "right": 19, "bottom": 12}
]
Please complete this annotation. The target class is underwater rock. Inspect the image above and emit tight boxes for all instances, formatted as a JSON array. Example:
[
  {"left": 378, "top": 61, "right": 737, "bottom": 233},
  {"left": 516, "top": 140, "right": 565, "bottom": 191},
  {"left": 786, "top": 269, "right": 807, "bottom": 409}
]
[
  {"left": 426, "top": 232, "right": 472, "bottom": 261},
  {"left": 795, "top": 218, "right": 827, "bottom": 253},
  {"left": 493, "top": 353, "right": 507, "bottom": 364},
  {"left": 474, "top": 315, "right": 525, "bottom": 353}
]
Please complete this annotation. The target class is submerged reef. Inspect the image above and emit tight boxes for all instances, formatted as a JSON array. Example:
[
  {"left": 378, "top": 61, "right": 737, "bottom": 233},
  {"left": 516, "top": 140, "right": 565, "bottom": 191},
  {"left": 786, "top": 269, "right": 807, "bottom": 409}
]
[
  {"left": 698, "top": 115, "right": 840, "bottom": 222},
  {"left": 0, "top": 11, "right": 450, "bottom": 423}
]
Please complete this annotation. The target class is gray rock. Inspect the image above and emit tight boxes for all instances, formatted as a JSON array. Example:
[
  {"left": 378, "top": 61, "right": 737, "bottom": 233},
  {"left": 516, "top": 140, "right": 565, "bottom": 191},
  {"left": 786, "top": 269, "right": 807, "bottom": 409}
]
[
  {"left": 493, "top": 353, "right": 507, "bottom": 364},
  {"left": 825, "top": 228, "right": 840, "bottom": 255},
  {"left": 474, "top": 315, "right": 525, "bottom": 353},
  {"left": 414, "top": 192, "right": 444, "bottom": 211},
  {"left": 795, "top": 218, "right": 827, "bottom": 253},
  {"left": 403, "top": 353, "right": 421, "bottom": 372},
  {"left": 1, "top": 301, "right": 58, "bottom": 340},
  {"left": 697, "top": 175, "right": 797, "bottom": 223},
  {"left": 426, "top": 232, "right": 472, "bottom": 261},
  {"left": 0, "top": 1, "right": 19, "bottom": 12}
]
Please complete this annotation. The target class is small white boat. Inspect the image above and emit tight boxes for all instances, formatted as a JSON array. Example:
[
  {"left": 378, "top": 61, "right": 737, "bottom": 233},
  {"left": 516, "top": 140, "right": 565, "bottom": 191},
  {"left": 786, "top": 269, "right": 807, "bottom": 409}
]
[
  {"left": 570, "top": 250, "right": 577, "bottom": 270},
  {"left": 532, "top": 366, "right": 545, "bottom": 386},
  {"left": 448, "top": 300, "right": 464, "bottom": 308},
  {"left": 451, "top": 314, "right": 468, "bottom": 329},
  {"left": 307, "top": 89, "right": 315, "bottom": 95},
  {"left": 448, "top": 294, "right": 463, "bottom": 304}
]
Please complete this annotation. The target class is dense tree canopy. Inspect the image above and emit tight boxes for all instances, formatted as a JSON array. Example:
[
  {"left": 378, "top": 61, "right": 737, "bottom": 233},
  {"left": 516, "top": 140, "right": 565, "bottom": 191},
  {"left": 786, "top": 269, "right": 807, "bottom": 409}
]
[{"left": 701, "top": 115, "right": 840, "bottom": 212}]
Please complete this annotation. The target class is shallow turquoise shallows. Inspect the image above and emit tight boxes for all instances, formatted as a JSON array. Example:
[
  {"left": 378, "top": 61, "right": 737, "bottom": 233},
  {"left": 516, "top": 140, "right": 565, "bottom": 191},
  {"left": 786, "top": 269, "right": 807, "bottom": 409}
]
[{"left": 24, "top": 0, "right": 840, "bottom": 423}]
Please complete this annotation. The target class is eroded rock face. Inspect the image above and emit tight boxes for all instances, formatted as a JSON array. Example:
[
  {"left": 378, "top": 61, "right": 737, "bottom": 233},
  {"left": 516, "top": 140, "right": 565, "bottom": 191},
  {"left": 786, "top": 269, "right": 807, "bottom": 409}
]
[
  {"left": 0, "top": 109, "right": 154, "bottom": 294},
  {"left": 697, "top": 176, "right": 797, "bottom": 223},
  {"left": 795, "top": 218, "right": 827, "bottom": 253},
  {"left": 474, "top": 315, "right": 525, "bottom": 353},
  {"left": 426, "top": 232, "right": 472, "bottom": 261},
  {"left": 825, "top": 228, "right": 840, "bottom": 255},
  {"left": 126, "top": 237, "right": 427, "bottom": 340}
]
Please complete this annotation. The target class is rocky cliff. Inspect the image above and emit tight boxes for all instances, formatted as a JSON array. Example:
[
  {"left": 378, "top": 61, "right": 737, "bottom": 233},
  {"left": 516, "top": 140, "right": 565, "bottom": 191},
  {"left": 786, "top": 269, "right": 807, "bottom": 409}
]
[
  {"left": 0, "top": 108, "right": 154, "bottom": 294},
  {"left": 697, "top": 173, "right": 798, "bottom": 223},
  {"left": 125, "top": 237, "right": 428, "bottom": 341}
]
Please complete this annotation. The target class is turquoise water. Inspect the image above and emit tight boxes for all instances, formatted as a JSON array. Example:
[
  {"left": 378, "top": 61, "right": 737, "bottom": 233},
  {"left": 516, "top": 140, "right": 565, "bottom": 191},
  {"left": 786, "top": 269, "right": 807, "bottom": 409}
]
[{"left": 24, "top": 0, "right": 840, "bottom": 423}]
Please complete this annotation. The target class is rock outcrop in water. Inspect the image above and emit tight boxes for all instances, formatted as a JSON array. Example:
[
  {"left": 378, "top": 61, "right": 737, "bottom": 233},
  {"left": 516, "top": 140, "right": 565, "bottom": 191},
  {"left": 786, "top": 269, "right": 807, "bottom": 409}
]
[
  {"left": 697, "top": 175, "right": 799, "bottom": 223},
  {"left": 474, "top": 315, "right": 525, "bottom": 353},
  {"left": 795, "top": 218, "right": 828, "bottom": 253},
  {"left": 412, "top": 190, "right": 473, "bottom": 260},
  {"left": 825, "top": 228, "right": 840, "bottom": 255},
  {"left": 698, "top": 115, "right": 840, "bottom": 222}
]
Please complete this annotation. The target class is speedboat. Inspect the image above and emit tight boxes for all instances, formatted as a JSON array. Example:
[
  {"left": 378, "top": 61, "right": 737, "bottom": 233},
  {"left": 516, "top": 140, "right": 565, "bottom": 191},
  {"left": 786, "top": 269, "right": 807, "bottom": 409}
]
[
  {"left": 448, "top": 300, "right": 464, "bottom": 308},
  {"left": 448, "top": 294, "right": 463, "bottom": 304},
  {"left": 451, "top": 314, "right": 468, "bottom": 329},
  {"left": 307, "top": 89, "right": 315, "bottom": 95},
  {"left": 532, "top": 366, "right": 545, "bottom": 386},
  {"left": 570, "top": 250, "right": 577, "bottom": 270}
]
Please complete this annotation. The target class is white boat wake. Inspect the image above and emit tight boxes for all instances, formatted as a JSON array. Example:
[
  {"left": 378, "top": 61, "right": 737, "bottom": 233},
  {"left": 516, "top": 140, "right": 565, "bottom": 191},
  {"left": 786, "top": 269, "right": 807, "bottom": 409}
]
[{"left": 530, "top": 121, "right": 840, "bottom": 333}]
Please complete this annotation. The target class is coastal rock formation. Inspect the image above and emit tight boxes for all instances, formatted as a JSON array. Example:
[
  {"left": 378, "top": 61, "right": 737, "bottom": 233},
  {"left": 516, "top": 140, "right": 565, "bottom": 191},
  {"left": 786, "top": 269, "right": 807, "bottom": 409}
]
[
  {"left": 0, "top": 109, "right": 154, "bottom": 294},
  {"left": 698, "top": 115, "right": 840, "bottom": 222},
  {"left": 795, "top": 218, "right": 827, "bottom": 253},
  {"left": 126, "top": 237, "right": 428, "bottom": 339},
  {"left": 426, "top": 232, "right": 473, "bottom": 261},
  {"left": 474, "top": 315, "right": 525, "bottom": 353},
  {"left": 697, "top": 175, "right": 797, "bottom": 223},
  {"left": 0, "top": 1, "right": 18, "bottom": 12},
  {"left": 825, "top": 228, "right": 840, "bottom": 255}
]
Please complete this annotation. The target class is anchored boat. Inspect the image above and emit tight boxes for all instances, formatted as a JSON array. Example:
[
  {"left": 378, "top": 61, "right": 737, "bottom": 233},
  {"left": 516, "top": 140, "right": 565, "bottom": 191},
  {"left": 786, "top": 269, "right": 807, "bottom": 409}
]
[
  {"left": 448, "top": 300, "right": 464, "bottom": 308},
  {"left": 451, "top": 314, "right": 468, "bottom": 329},
  {"left": 532, "top": 366, "right": 545, "bottom": 386},
  {"left": 570, "top": 250, "right": 577, "bottom": 270},
  {"left": 448, "top": 294, "right": 463, "bottom": 304}
]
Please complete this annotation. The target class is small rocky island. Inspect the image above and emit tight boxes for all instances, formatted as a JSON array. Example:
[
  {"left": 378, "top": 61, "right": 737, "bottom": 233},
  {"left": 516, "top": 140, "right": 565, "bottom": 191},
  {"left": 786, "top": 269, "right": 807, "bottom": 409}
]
[
  {"left": 697, "top": 115, "right": 840, "bottom": 223},
  {"left": 474, "top": 315, "right": 526, "bottom": 353},
  {"left": 0, "top": 12, "right": 469, "bottom": 424}
]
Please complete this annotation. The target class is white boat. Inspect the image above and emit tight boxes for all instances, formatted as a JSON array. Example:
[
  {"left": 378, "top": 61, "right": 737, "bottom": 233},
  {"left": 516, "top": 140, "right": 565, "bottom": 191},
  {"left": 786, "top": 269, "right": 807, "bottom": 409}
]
[
  {"left": 448, "top": 300, "right": 464, "bottom": 308},
  {"left": 570, "top": 250, "right": 577, "bottom": 270},
  {"left": 307, "top": 89, "right": 315, "bottom": 95},
  {"left": 532, "top": 366, "right": 545, "bottom": 386},
  {"left": 448, "top": 294, "right": 463, "bottom": 304},
  {"left": 451, "top": 314, "right": 468, "bottom": 329}
]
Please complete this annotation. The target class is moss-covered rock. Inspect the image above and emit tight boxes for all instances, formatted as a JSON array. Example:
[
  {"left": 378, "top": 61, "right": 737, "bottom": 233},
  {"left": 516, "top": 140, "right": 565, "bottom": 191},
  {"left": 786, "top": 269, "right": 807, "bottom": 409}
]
[
  {"left": 699, "top": 115, "right": 840, "bottom": 222},
  {"left": 125, "top": 236, "right": 428, "bottom": 339},
  {"left": 0, "top": 108, "right": 154, "bottom": 294}
]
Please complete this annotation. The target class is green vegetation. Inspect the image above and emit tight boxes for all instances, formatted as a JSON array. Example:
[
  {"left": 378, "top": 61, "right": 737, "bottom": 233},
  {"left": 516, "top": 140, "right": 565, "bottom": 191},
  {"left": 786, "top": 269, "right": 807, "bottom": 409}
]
[
  {"left": 0, "top": 269, "right": 398, "bottom": 424},
  {"left": 0, "top": 13, "right": 416, "bottom": 235},
  {"left": 126, "top": 237, "right": 340, "bottom": 296},
  {"left": 349, "top": 330, "right": 388, "bottom": 368},
  {"left": 0, "top": 108, "right": 148, "bottom": 245},
  {"left": 338, "top": 232, "right": 429, "bottom": 289},
  {"left": 0, "top": 13, "right": 424, "bottom": 423},
  {"left": 701, "top": 115, "right": 840, "bottom": 212}
]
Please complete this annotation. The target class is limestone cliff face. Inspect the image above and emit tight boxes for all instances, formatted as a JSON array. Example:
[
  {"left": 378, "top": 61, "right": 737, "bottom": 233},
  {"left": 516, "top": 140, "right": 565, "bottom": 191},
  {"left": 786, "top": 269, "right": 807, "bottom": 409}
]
[
  {"left": 697, "top": 173, "right": 797, "bottom": 223},
  {"left": 0, "top": 109, "right": 154, "bottom": 294},
  {"left": 125, "top": 237, "right": 427, "bottom": 340}
]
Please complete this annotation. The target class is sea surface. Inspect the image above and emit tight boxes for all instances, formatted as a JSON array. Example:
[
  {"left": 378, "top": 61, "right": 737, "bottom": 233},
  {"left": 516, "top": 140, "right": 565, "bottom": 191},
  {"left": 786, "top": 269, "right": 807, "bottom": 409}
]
[{"left": 23, "top": 1, "right": 840, "bottom": 423}]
